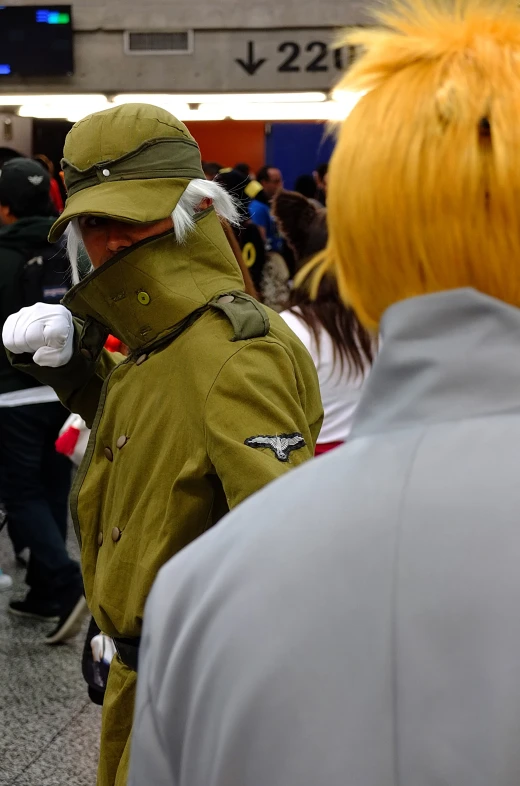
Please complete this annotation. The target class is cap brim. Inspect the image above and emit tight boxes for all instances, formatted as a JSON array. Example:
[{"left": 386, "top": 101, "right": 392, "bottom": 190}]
[{"left": 49, "top": 177, "right": 191, "bottom": 242}]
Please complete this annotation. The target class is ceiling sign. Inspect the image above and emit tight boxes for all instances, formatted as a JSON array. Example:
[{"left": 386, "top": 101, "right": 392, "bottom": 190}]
[
  {"left": 234, "top": 34, "right": 356, "bottom": 82},
  {"left": 1, "top": 27, "right": 360, "bottom": 92}
]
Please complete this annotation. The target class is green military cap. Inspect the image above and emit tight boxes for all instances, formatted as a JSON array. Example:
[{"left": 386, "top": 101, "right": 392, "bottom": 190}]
[{"left": 49, "top": 103, "right": 206, "bottom": 242}]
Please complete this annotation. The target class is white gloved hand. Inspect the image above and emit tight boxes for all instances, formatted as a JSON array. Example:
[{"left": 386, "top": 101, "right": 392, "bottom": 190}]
[{"left": 2, "top": 303, "right": 74, "bottom": 368}]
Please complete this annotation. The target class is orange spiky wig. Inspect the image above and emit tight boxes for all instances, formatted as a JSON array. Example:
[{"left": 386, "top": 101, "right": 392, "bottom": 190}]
[{"left": 322, "top": 0, "right": 520, "bottom": 330}]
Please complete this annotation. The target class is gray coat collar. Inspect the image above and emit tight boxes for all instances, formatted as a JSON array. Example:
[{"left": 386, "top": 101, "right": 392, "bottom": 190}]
[{"left": 351, "top": 288, "right": 520, "bottom": 438}]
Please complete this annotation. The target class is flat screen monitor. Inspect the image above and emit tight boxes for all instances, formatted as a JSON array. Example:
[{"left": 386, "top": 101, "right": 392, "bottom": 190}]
[{"left": 0, "top": 6, "right": 73, "bottom": 77}]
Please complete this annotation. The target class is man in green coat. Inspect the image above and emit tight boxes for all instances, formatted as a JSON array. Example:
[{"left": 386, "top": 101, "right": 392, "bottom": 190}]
[{"left": 2, "top": 104, "right": 323, "bottom": 786}]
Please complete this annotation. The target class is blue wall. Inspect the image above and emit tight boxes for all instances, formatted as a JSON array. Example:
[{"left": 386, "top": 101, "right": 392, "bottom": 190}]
[{"left": 265, "top": 122, "right": 336, "bottom": 191}]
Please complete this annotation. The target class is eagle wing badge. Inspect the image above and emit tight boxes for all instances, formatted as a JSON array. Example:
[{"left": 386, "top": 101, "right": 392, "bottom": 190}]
[{"left": 244, "top": 433, "right": 306, "bottom": 462}]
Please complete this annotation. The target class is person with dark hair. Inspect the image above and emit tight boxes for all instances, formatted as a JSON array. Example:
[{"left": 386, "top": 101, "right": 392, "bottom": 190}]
[
  {"left": 0, "top": 158, "right": 83, "bottom": 634},
  {"left": 250, "top": 165, "right": 283, "bottom": 245},
  {"left": 256, "top": 165, "right": 283, "bottom": 200},
  {"left": 233, "top": 162, "right": 251, "bottom": 178},
  {"left": 314, "top": 161, "right": 329, "bottom": 205},
  {"left": 248, "top": 165, "right": 289, "bottom": 308},
  {"left": 294, "top": 173, "right": 321, "bottom": 206},
  {"left": 0, "top": 147, "right": 23, "bottom": 168},
  {"left": 34, "top": 153, "right": 65, "bottom": 214},
  {"left": 274, "top": 190, "right": 374, "bottom": 453},
  {"left": 218, "top": 170, "right": 296, "bottom": 309},
  {"left": 215, "top": 169, "right": 264, "bottom": 296},
  {"left": 202, "top": 161, "right": 223, "bottom": 180}
]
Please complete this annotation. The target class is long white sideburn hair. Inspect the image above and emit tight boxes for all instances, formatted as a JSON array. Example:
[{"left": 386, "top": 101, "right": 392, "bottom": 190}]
[{"left": 66, "top": 178, "right": 240, "bottom": 285}]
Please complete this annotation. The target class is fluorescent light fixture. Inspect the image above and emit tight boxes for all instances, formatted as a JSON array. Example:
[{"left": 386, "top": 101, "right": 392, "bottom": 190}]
[
  {"left": 113, "top": 92, "right": 327, "bottom": 105},
  {"left": 17, "top": 95, "right": 111, "bottom": 121},
  {"left": 16, "top": 99, "right": 227, "bottom": 122},
  {"left": 114, "top": 92, "right": 359, "bottom": 120},
  {"left": 176, "top": 106, "right": 229, "bottom": 121},
  {"left": 228, "top": 100, "right": 358, "bottom": 121},
  {"left": 8, "top": 91, "right": 362, "bottom": 123},
  {"left": 332, "top": 88, "right": 367, "bottom": 109},
  {"left": 114, "top": 100, "right": 228, "bottom": 121},
  {"left": 1, "top": 94, "right": 108, "bottom": 106},
  {"left": 0, "top": 95, "right": 36, "bottom": 105}
]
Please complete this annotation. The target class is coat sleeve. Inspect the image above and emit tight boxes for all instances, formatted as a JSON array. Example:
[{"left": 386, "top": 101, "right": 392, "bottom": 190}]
[
  {"left": 204, "top": 340, "right": 323, "bottom": 509},
  {"left": 7, "top": 317, "right": 119, "bottom": 427}
]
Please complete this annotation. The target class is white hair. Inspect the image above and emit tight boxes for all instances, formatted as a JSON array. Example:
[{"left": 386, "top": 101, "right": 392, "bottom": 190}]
[
  {"left": 66, "top": 178, "right": 239, "bottom": 284},
  {"left": 171, "top": 177, "right": 239, "bottom": 243},
  {"left": 66, "top": 219, "right": 83, "bottom": 285}
]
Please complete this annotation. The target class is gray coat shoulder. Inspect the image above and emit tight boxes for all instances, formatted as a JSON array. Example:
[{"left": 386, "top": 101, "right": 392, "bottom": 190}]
[{"left": 131, "top": 414, "right": 520, "bottom": 786}]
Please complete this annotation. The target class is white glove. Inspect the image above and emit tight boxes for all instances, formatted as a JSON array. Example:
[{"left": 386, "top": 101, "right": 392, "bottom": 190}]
[{"left": 3, "top": 303, "right": 74, "bottom": 368}]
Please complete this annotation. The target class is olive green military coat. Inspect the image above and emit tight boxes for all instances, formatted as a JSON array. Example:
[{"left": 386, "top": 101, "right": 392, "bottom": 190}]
[
  {"left": 12, "top": 210, "right": 323, "bottom": 637},
  {"left": 11, "top": 209, "right": 322, "bottom": 785}
]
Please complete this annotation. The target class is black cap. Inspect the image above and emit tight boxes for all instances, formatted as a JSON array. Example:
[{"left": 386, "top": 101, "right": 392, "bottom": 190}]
[{"left": 0, "top": 158, "right": 52, "bottom": 218}]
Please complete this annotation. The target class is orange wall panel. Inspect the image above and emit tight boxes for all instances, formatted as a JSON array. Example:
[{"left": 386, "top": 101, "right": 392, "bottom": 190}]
[{"left": 185, "top": 120, "right": 265, "bottom": 176}]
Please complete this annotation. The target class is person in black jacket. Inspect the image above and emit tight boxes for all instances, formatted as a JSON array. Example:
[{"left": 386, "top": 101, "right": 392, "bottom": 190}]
[{"left": 0, "top": 158, "right": 86, "bottom": 643}]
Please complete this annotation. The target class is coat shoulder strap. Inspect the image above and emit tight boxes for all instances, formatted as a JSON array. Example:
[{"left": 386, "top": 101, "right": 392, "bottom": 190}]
[{"left": 209, "top": 291, "right": 270, "bottom": 342}]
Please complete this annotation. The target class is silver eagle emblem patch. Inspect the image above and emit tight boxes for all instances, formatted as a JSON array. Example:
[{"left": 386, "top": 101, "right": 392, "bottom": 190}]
[{"left": 244, "top": 433, "right": 306, "bottom": 462}]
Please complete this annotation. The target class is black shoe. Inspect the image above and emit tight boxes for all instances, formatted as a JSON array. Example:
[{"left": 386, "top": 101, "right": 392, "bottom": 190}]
[
  {"left": 45, "top": 590, "right": 89, "bottom": 645},
  {"left": 9, "top": 596, "right": 61, "bottom": 621}
]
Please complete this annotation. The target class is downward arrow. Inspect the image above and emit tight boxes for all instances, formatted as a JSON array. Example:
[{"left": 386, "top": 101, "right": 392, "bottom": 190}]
[{"left": 235, "top": 42, "right": 266, "bottom": 76}]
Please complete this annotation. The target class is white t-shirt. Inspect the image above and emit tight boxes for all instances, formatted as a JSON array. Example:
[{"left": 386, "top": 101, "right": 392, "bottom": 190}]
[{"left": 280, "top": 309, "right": 369, "bottom": 444}]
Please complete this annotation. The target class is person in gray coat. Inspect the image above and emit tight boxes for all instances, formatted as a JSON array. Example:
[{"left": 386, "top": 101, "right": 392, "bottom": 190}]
[{"left": 129, "top": 1, "right": 520, "bottom": 784}]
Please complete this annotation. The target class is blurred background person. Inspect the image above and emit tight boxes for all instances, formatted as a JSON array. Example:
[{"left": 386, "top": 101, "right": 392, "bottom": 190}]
[
  {"left": 249, "top": 165, "right": 284, "bottom": 249},
  {"left": 33, "top": 153, "right": 65, "bottom": 214},
  {"left": 202, "top": 160, "right": 223, "bottom": 180},
  {"left": 0, "top": 147, "right": 24, "bottom": 168},
  {"left": 234, "top": 162, "right": 252, "bottom": 179},
  {"left": 274, "top": 190, "right": 374, "bottom": 454},
  {"left": 217, "top": 168, "right": 297, "bottom": 309},
  {"left": 0, "top": 145, "right": 25, "bottom": 586},
  {"left": 314, "top": 162, "right": 328, "bottom": 205},
  {"left": 257, "top": 165, "right": 284, "bottom": 200},
  {"left": 0, "top": 158, "right": 84, "bottom": 639},
  {"left": 249, "top": 165, "right": 290, "bottom": 309},
  {"left": 215, "top": 168, "right": 264, "bottom": 298},
  {"left": 293, "top": 173, "right": 322, "bottom": 207}
]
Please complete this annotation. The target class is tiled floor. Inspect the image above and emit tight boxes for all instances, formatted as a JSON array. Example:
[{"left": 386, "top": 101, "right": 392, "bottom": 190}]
[{"left": 0, "top": 526, "right": 101, "bottom": 786}]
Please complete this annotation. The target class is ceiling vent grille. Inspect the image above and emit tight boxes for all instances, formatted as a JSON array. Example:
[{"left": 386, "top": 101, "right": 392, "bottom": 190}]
[{"left": 124, "top": 31, "right": 194, "bottom": 55}]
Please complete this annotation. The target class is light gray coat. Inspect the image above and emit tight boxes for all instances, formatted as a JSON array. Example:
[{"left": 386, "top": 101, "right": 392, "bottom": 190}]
[{"left": 129, "top": 288, "right": 520, "bottom": 786}]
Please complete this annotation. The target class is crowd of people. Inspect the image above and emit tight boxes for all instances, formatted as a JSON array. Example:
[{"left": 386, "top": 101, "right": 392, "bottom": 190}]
[
  {"left": 0, "top": 97, "right": 367, "bottom": 783},
  {"left": 3, "top": 0, "right": 520, "bottom": 783},
  {"left": 204, "top": 159, "right": 329, "bottom": 310}
]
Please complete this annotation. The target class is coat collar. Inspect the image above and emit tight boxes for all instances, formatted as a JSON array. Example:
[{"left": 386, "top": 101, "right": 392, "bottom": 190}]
[
  {"left": 351, "top": 288, "right": 520, "bottom": 438},
  {"left": 63, "top": 208, "right": 244, "bottom": 351}
]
